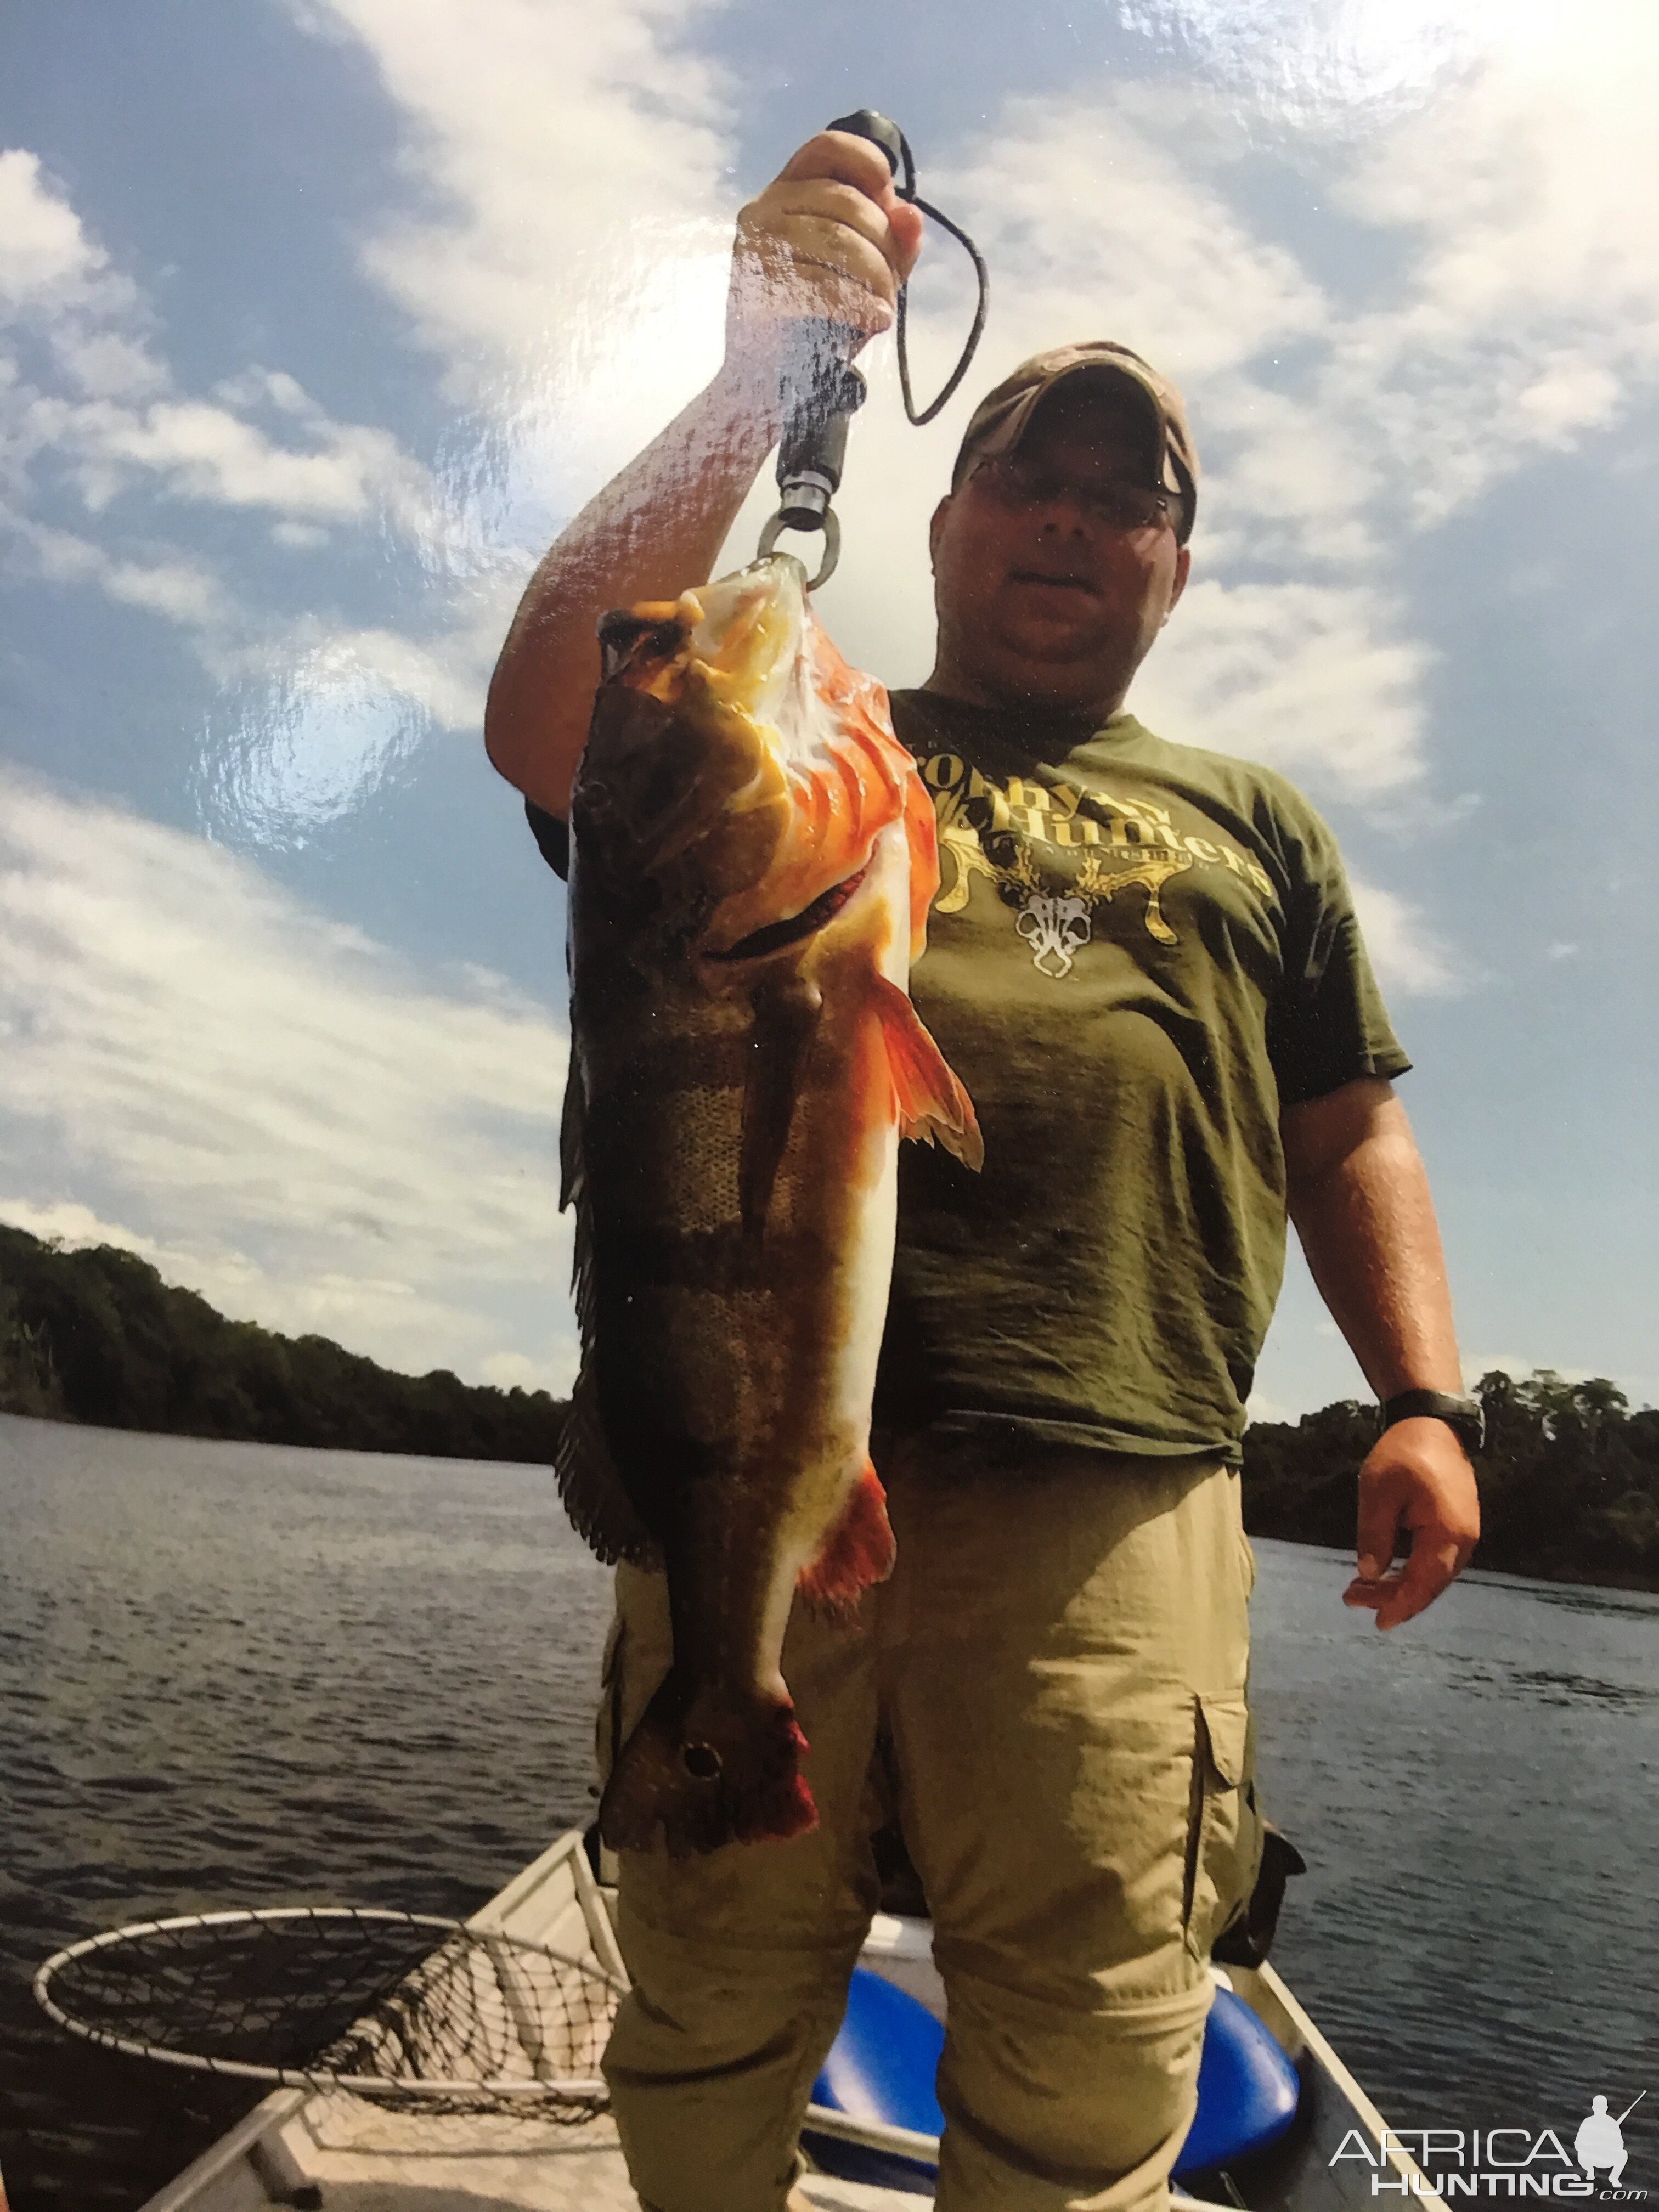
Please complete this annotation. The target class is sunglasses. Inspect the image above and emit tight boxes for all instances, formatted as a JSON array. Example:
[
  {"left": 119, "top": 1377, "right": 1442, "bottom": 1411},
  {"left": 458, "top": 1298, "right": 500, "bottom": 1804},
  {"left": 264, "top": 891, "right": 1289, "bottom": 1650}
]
[{"left": 969, "top": 455, "right": 1177, "bottom": 536}]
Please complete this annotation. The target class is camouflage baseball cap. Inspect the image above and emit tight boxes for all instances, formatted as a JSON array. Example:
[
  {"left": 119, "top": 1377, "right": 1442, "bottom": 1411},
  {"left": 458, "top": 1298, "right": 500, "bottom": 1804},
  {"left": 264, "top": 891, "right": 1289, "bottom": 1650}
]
[{"left": 951, "top": 341, "right": 1199, "bottom": 541}]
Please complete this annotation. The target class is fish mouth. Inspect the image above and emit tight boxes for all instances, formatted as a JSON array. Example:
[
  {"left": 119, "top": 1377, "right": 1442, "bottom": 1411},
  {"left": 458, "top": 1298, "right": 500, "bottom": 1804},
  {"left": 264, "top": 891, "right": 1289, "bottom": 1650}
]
[{"left": 706, "top": 860, "right": 871, "bottom": 963}]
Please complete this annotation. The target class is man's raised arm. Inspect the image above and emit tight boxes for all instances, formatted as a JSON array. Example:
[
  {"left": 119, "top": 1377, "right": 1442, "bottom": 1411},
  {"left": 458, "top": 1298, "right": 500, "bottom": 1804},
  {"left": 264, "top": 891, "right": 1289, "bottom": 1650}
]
[{"left": 482, "top": 132, "right": 924, "bottom": 820}]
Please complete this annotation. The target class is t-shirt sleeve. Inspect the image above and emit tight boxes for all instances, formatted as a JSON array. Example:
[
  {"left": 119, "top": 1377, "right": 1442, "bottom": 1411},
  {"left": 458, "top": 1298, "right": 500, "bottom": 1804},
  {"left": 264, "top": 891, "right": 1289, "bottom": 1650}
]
[
  {"left": 525, "top": 798, "right": 570, "bottom": 880},
  {"left": 1266, "top": 793, "right": 1412, "bottom": 1105}
]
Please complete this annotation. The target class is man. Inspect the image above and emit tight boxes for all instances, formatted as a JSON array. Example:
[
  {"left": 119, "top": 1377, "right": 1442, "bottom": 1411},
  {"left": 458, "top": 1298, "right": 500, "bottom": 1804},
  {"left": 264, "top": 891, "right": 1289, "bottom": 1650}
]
[{"left": 486, "top": 129, "right": 1481, "bottom": 2212}]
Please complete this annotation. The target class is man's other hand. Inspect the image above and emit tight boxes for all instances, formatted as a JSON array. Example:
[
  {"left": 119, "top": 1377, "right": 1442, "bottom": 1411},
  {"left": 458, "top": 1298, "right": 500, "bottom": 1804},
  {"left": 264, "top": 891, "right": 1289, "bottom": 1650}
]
[
  {"left": 727, "top": 130, "right": 926, "bottom": 365},
  {"left": 1344, "top": 1416, "right": 1481, "bottom": 1630}
]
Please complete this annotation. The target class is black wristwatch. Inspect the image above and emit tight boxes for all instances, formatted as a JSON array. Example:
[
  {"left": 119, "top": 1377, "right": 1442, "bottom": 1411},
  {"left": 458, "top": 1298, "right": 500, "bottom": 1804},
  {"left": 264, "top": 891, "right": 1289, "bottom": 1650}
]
[{"left": 1379, "top": 1389, "right": 1485, "bottom": 1457}]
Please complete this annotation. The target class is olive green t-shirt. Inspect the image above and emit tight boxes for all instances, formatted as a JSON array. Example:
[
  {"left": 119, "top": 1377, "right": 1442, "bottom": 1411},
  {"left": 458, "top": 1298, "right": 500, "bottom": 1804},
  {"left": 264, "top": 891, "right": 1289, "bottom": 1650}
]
[{"left": 874, "top": 690, "right": 1410, "bottom": 1465}]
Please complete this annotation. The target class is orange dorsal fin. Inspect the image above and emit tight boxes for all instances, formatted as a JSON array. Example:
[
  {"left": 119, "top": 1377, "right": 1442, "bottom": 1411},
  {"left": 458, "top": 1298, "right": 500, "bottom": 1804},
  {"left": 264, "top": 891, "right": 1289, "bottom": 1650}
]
[
  {"left": 797, "top": 1462, "right": 896, "bottom": 1615},
  {"left": 871, "top": 975, "right": 984, "bottom": 1170}
]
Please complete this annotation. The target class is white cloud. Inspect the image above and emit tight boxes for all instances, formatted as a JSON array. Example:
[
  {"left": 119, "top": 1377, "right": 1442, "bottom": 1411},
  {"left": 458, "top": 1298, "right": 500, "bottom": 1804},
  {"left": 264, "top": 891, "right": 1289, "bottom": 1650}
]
[
  {"left": 305, "top": 0, "right": 731, "bottom": 395},
  {"left": 83, "top": 396, "right": 431, "bottom": 527},
  {"left": 57, "top": 329, "right": 168, "bottom": 403},
  {"left": 188, "top": 577, "right": 521, "bottom": 845},
  {"left": 286, "top": 5, "right": 1606, "bottom": 846},
  {"left": 296, "top": 0, "right": 740, "bottom": 552},
  {"left": 19, "top": 0, "right": 1659, "bottom": 860},
  {"left": 0, "top": 149, "right": 441, "bottom": 689},
  {"left": 930, "top": 89, "right": 1328, "bottom": 390},
  {"left": 217, "top": 0, "right": 754, "bottom": 836},
  {"left": 1460, "top": 1352, "right": 1595, "bottom": 1391},
  {"left": 104, "top": 553, "right": 231, "bottom": 627},
  {"left": 0, "top": 149, "right": 104, "bottom": 306},
  {"left": 1133, "top": 578, "right": 1432, "bottom": 795},
  {"left": 0, "top": 770, "right": 576, "bottom": 1389},
  {"left": 1349, "top": 873, "right": 1463, "bottom": 1000},
  {"left": 9, "top": 378, "right": 435, "bottom": 539},
  {"left": 1121, "top": 0, "right": 1498, "bottom": 132},
  {"left": 1314, "top": 5, "right": 1659, "bottom": 519},
  {"left": 0, "top": 508, "right": 235, "bottom": 632},
  {"left": 809, "top": 22, "right": 1659, "bottom": 810},
  {"left": 481, "top": 1350, "right": 547, "bottom": 1390},
  {"left": 0, "top": 149, "right": 490, "bottom": 845}
]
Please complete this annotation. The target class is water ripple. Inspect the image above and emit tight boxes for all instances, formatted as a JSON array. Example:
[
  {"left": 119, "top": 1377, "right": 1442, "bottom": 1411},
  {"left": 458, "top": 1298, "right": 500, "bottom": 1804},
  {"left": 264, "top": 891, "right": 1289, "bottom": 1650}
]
[{"left": 1, "top": 1423, "right": 1655, "bottom": 2207}]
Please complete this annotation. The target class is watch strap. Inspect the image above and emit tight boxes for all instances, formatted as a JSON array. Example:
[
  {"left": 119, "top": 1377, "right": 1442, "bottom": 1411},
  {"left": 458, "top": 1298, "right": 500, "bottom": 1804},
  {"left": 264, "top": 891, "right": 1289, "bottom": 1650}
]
[{"left": 1379, "top": 1389, "right": 1485, "bottom": 1455}]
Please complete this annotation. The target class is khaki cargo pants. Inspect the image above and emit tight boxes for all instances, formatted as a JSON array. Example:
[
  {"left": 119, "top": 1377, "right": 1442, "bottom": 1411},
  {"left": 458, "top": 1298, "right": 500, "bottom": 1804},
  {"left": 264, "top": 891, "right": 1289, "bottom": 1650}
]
[{"left": 597, "top": 1443, "right": 1263, "bottom": 2212}]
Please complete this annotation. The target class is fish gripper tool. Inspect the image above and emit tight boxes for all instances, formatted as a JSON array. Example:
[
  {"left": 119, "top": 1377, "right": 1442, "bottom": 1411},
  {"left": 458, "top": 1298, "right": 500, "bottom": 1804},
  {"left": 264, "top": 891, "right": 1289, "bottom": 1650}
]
[{"left": 756, "top": 108, "right": 990, "bottom": 592}]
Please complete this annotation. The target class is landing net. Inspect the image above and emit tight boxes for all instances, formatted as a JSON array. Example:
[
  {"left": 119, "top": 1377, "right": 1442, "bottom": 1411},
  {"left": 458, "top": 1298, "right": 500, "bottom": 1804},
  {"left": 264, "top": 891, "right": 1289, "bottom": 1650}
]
[{"left": 33, "top": 1906, "right": 624, "bottom": 2118}]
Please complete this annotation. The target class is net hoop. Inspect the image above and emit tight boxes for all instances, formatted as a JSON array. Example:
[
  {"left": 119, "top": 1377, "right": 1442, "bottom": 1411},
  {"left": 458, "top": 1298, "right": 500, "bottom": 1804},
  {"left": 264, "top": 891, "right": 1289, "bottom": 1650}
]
[{"left": 33, "top": 1904, "right": 625, "bottom": 2111}]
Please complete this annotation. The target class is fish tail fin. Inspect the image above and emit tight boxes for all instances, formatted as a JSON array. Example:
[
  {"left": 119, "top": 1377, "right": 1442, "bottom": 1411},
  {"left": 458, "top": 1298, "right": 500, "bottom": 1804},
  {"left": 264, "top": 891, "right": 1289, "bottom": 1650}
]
[
  {"left": 797, "top": 1461, "right": 896, "bottom": 1616},
  {"left": 872, "top": 974, "right": 985, "bottom": 1170},
  {"left": 598, "top": 1675, "right": 817, "bottom": 1859}
]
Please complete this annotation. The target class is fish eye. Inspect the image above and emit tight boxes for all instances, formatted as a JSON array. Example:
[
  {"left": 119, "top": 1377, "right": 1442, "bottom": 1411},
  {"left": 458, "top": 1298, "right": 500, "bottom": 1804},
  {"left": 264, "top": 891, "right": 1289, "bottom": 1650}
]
[{"left": 597, "top": 610, "right": 685, "bottom": 679}]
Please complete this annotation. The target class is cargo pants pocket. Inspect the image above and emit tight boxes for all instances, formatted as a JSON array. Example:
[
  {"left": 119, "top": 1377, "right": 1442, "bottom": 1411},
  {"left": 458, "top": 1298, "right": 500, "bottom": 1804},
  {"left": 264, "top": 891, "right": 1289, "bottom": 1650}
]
[{"left": 1182, "top": 1692, "right": 1258, "bottom": 1962}]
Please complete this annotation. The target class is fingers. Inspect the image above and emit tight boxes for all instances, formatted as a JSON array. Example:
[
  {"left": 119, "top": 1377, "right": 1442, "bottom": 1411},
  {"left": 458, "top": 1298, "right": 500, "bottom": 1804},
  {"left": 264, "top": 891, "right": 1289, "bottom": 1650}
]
[
  {"left": 1341, "top": 1570, "right": 1398, "bottom": 1612},
  {"left": 1372, "top": 1531, "right": 1469, "bottom": 1630},
  {"left": 781, "top": 134, "right": 926, "bottom": 281},
  {"left": 1353, "top": 1467, "right": 1402, "bottom": 1589},
  {"left": 885, "top": 196, "right": 927, "bottom": 275},
  {"left": 1349, "top": 1421, "right": 1481, "bottom": 1632},
  {"left": 777, "top": 128, "right": 902, "bottom": 198},
  {"left": 729, "top": 132, "right": 925, "bottom": 347}
]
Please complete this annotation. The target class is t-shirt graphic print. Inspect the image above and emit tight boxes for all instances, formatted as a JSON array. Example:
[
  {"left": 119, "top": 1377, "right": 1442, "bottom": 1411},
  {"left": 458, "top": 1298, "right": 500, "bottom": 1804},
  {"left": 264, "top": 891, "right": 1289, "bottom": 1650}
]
[{"left": 919, "top": 747, "right": 1278, "bottom": 979}]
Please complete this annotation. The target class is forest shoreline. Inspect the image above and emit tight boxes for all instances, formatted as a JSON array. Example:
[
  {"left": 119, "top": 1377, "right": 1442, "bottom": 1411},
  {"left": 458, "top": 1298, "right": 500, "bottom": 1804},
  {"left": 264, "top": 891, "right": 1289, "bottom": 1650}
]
[{"left": 4, "top": 1224, "right": 1656, "bottom": 1592}]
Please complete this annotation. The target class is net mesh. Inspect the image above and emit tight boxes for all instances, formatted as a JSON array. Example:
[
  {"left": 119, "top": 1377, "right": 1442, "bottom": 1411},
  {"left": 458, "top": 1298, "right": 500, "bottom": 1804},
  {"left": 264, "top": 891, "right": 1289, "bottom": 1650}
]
[{"left": 34, "top": 1906, "right": 623, "bottom": 2119}]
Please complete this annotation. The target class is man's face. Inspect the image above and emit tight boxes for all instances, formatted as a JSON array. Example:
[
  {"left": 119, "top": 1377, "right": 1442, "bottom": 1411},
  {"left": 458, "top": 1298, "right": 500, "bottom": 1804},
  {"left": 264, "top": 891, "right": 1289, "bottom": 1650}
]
[{"left": 927, "top": 379, "right": 1191, "bottom": 714}]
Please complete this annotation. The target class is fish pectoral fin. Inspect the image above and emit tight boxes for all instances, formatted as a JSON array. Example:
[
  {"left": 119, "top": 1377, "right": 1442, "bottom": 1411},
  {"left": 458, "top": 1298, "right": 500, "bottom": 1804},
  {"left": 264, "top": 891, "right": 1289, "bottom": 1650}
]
[
  {"left": 738, "top": 974, "right": 824, "bottom": 1237},
  {"left": 797, "top": 1461, "right": 897, "bottom": 1616},
  {"left": 872, "top": 974, "right": 985, "bottom": 1171},
  {"left": 556, "top": 1365, "right": 659, "bottom": 1567}
]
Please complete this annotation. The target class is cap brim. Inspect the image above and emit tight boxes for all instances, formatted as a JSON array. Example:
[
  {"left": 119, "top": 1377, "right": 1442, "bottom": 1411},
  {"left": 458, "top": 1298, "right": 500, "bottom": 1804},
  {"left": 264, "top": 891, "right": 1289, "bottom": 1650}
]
[{"left": 955, "top": 361, "right": 1189, "bottom": 518}]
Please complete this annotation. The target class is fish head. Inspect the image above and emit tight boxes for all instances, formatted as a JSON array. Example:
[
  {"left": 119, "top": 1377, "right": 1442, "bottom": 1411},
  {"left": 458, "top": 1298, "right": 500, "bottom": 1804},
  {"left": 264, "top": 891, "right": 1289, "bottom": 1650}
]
[{"left": 574, "top": 556, "right": 939, "bottom": 964}]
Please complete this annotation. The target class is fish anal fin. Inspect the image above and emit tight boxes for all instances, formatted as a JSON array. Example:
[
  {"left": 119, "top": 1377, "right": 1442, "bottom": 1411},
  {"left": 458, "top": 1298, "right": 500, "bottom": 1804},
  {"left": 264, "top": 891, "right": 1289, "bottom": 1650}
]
[
  {"left": 871, "top": 974, "right": 984, "bottom": 1172},
  {"left": 739, "top": 974, "right": 823, "bottom": 1237},
  {"left": 797, "top": 1462, "right": 896, "bottom": 1617}
]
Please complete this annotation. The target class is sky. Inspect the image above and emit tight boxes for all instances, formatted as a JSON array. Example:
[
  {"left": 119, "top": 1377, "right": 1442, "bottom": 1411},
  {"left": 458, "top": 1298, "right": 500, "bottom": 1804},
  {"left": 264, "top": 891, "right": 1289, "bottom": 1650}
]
[{"left": 1, "top": 0, "right": 1656, "bottom": 1415}]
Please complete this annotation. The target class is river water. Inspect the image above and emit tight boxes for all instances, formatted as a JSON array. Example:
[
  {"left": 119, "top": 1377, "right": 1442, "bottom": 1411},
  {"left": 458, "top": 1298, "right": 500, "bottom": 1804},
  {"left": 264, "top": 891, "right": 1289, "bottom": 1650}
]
[{"left": 1, "top": 1411, "right": 1655, "bottom": 2209}]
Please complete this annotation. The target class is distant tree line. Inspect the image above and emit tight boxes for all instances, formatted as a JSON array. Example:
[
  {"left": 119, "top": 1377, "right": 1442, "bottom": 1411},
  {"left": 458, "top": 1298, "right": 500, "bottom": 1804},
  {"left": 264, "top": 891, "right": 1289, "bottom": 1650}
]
[
  {"left": 4, "top": 1223, "right": 1655, "bottom": 1590},
  {"left": 1242, "top": 1373, "right": 1659, "bottom": 1590},
  {"left": 0, "top": 1224, "right": 565, "bottom": 1464}
]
